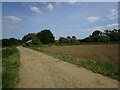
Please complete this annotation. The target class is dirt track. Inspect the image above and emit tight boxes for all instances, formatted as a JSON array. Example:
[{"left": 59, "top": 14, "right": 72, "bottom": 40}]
[{"left": 17, "top": 46, "right": 119, "bottom": 88}]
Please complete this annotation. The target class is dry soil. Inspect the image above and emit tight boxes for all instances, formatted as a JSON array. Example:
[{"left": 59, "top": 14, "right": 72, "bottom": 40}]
[{"left": 17, "top": 46, "right": 119, "bottom": 88}]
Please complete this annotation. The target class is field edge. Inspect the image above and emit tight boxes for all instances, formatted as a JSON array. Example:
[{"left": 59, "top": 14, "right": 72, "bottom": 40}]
[{"left": 27, "top": 46, "right": 120, "bottom": 81}]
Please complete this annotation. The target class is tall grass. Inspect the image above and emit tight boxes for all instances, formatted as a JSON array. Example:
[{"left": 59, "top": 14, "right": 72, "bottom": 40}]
[
  {"left": 28, "top": 46, "right": 120, "bottom": 81},
  {"left": 2, "top": 47, "right": 20, "bottom": 88}
]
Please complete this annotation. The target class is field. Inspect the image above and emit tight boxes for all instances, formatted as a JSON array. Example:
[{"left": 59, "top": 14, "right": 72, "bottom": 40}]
[
  {"left": 2, "top": 47, "right": 20, "bottom": 88},
  {"left": 28, "top": 44, "right": 120, "bottom": 80},
  {"left": 40, "top": 44, "right": 119, "bottom": 65}
]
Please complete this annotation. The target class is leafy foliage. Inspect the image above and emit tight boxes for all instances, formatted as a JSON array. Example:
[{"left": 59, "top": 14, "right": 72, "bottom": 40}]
[
  {"left": 104, "top": 29, "right": 120, "bottom": 42},
  {"left": 2, "top": 28, "right": 120, "bottom": 46},
  {"left": 22, "top": 33, "right": 41, "bottom": 45},
  {"left": 58, "top": 36, "right": 79, "bottom": 44},
  {"left": 37, "top": 29, "right": 55, "bottom": 44},
  {"left": 80, "top": 29, "right": 120, "bottom": 43},
  {"left": 2, "top": 38, "right": 22, "bottom": 47}
]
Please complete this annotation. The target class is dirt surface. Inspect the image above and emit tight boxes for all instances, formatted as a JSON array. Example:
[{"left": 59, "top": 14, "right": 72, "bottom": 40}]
[
  {"left": 17, "top": 46, "right": 119, "bottom": 88},
  {"left": 41, "top": 44, "right": 119, "bottom": 64}
]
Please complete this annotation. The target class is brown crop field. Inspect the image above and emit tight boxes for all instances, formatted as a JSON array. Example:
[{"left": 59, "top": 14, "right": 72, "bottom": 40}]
[{"left": 41, "top": 44, "right": 119, "bottom": 65}]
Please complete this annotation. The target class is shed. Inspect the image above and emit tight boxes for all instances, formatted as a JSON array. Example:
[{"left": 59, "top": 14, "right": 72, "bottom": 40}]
[{"left": 26, "top": 39, "right": 34, "bottom": 46}]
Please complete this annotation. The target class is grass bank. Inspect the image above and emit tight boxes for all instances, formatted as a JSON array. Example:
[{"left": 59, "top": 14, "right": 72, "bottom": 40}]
[
  {"left": 26, "top": 41, "right": 119, "bottom": 48},
  {"left": 2, "top": 47, "right": 20, "bottom": 88},
  {"left": 28, "top": 46, "right": 120, "bottom": 81}
]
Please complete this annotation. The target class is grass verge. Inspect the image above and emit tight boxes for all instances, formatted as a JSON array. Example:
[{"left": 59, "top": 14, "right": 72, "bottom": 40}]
[
  {"left": 25, "top": 41, "right": 120, "bottom": 48},
  {"left": 2, "top": 47, "right": 20, "bottom": 88},
  {"left": 28, "top": 46, "right": 120, "bottom": 81}
]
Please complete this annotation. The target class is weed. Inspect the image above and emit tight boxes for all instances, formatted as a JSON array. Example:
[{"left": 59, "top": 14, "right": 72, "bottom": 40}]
[{"left": 2, "top": 47, "right": 20, "bottom": 88}]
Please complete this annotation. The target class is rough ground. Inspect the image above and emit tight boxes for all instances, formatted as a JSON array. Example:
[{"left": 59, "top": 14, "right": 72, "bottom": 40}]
[
  {"left": 17, "top": 46, "right": 118, "bottom": 88},
  {"left": 41, "top": 45, "right": 119, "bottom": 64}
]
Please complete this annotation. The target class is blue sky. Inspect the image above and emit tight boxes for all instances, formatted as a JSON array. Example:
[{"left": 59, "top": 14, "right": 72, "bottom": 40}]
[{"left": 2, "top": 2, "right": 118, "bottom": 40}]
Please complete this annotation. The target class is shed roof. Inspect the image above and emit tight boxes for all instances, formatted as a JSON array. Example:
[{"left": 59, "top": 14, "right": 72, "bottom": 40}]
[{"left": 26, "top": 39, "right": 33, "bottom": 43}]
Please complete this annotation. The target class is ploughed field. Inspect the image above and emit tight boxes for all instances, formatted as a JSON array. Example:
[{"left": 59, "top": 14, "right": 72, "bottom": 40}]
[{"left": 41, "top": 44, "right": 119, "bottom": 65}]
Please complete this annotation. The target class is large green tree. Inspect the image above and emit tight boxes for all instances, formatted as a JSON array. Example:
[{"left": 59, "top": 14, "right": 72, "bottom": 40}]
[
  {"left": 92, "top": 30, "right": 102, "bottom": 37},
  {"left": 92, "top": 30, "right": 104, "bottom": 42},
  {"left": 104, "top": 29, "right": 120, "bottom": 41},
  {"left": 37, "top": 29, "right": 55, "bottom": 44},
  {"left": 22, "top": 33, "right": 40, "bottom": 45}
]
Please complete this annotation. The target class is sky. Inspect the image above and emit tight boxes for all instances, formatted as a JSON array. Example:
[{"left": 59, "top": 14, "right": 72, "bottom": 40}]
[{"left": 2, "top": 2, "right": 118, "bottom": 40}]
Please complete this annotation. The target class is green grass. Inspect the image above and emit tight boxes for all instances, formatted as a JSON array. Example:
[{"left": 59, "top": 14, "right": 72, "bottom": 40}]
[
  {"left": 28, "top": 46, "right": 120, "bottom": 81},
  {"left": 2, "top": 47, "right": 20, "bottom": 88},
  {"left": 25, "top": 41, "right": 120, "bottom": 48}
]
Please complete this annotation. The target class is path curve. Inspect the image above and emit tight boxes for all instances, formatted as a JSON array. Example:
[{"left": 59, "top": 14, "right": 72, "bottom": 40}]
[{"left": 17, "top": 46, "right": 119, "bottom": 88}]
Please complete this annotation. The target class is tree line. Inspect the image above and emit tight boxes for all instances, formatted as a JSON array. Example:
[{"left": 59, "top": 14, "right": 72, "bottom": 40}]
[
  {"left": 2, "top": 38, "right": 22, "bottom": 47},
  {"left": 58, "top": 29, "right": 120, "bottom": 44},
  {"left": 80, "top": 29, "right": 120, "bottom": 43},
  {"left": 2, "top": 28, "right": 120, "bottom": 47}
]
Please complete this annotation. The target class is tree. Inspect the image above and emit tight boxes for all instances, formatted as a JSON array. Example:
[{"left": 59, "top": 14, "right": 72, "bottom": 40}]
[
  {"left": 91, "top": 30, "right": 103, "bottom": 42},
  {"left": 72, "top": 36, "right": 76, "bottom": 40},
  {"left": 59, "top": 37, "right": 67, "bottom": 43},
  {"left": 37, "top": 29, "right": 55, "bottom": 44},
  {"left": 99, "top": 36, "right": 110, "bottom": 42},
  {"left": 81, "top": 37, "right": 93, "bottom": 42},
  {"left": 22, "top": 33, "right": 40, "bottom": 45},
  {"left": 8, "top": 38, "right": 21, "bottom": 46},
  {"left": 104, "top": 29, "right": 120, "bottom": 42},
  {"left": 66, "top": 36, "right": 71, "bottom": 43},
  {"left": 2, "top": 39, "right": 9, "bottom": 46},
  {"left": 2, "top": 38, "right": 22, "bottom": 47},
  {"left": 92, "top": 30, "right": 102, "bottom": 37},
  {"left": 67, "top": 36, "right": 71, "bottom": 39}
]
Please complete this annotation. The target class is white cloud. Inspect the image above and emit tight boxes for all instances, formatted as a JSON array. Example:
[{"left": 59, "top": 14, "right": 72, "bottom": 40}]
[
  {"left": 81, "top": 23, "right": 118, "bottom": 33},
  {"left": 3, "top": 25, "right": 19, "bottom": 31},
  {"left": 3, "top": 16, "right": 21, "bottom": 23},
  {"left": 30, "top": 6, "right": 42, "bottom": 14},
  {"left": 87, "top": 16, "right": 101, "bottom": 23},
  {"left": 94, "top": 26, "right": 105, "bottom": 30},
  {"left": 68, "top": 0, "right": 78, "bottom": 4},
  {"left": 46, "top": 3, "right": 54, "bottom": 11},
  {"left": 106, "top": 23, "right": 118, "bottom": 27},
  {"left": 107, "top": 9, "right": 118, "bottom": 20},
  {"left": 57, "top": 23, "right": 118, "bottom": 39},
  {"left": 94, "top": 23, "right": 118, "bottom": 30}
]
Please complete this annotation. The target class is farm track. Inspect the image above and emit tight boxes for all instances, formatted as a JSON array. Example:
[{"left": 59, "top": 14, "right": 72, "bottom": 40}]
[{"left": 17, "top": 46, "right": 119, "bottom": 88}]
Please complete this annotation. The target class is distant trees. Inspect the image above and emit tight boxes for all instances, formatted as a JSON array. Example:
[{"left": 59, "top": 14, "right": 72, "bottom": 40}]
[
  {"left": 72, "top": 36, "right": 76, "bottom": 40},
  {"left": 80, "top": 29, "right": 120, "bottom": 42},
  {"left": 104, "top": 29, "right": 120, "bottom": 42},
  {"left": 58, "top": 29, "right": 119, "bottom": 44},
  {"left": 37, "top": 29, "right": 55, "bottom": 44},
  {"left": 91, "top": 30, "right": 103, "bottom": 42},
  {"left": 22, "top": 33, "right": 40, "bottom": 45},
  {"left": 58, "top": 36, "right": 79, "bottom": 44},
  {"left": 22, "top": 29, "right": 55, "bottom": 45},
  {"left": 3, "top": 28, "right": 119, "bottom": 47},
  {"left": 2, "top": 38, "right": 22, "bottom": 47},
  {"left": 91, "top": 30, "right": 109, "bottom": 42},
  {"left": 92, "top": 30, "right": 102, "bottom": 37},
  {"left": 59, "top": 37, "right": 68, "bottom": 43}
]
